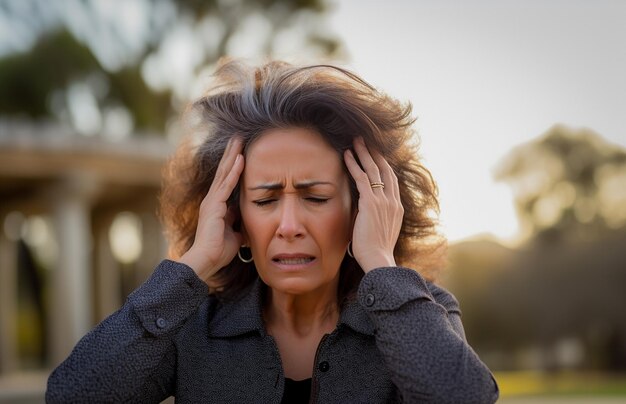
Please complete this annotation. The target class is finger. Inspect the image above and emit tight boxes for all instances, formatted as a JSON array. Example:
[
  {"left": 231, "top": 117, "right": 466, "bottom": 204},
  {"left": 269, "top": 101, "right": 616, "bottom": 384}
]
[
  {"left": 216, "top": 153, "right": 244, "bottom": 200},
  {"left": 369, "top": 148, "right": 400, "bottom": 197},
  {"left": 214, "top": 137, "right": 244, "bottom": 184},
  {"left": 353, "top": 137, "right": 382, "bottom": 184},
  {"left": 201, "top": 139, "right": 244, "bottom": 211},
  {"left": 213, "top": 138, "right": 235, "bottom": 182},
  {"left": 344, "top": 149, "right": 374, "bottom": 196}
]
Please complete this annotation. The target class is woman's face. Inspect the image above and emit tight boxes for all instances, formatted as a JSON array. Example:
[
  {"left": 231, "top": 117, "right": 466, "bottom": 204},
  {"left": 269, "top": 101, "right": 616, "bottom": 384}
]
[{"left": 240, "top": 127, "right": 353, "bottom": 296}]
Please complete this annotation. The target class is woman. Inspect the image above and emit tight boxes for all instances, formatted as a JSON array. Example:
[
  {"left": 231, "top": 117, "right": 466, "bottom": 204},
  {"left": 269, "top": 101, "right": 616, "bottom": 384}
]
[{"left": 47, "top": 60, "right": 498, "bottom": 403}]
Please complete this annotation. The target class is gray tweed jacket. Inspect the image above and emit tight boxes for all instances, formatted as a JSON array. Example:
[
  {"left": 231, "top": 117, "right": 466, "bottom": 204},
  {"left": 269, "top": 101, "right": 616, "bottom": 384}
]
[{"left": 46, "top": 260, "right": 498, "bottom": 403}]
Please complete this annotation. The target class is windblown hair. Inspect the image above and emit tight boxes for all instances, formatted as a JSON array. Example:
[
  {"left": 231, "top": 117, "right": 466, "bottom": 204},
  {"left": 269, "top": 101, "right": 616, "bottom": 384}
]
[{"left": 160, "top": 58, "right": 445, "bottom": 301}]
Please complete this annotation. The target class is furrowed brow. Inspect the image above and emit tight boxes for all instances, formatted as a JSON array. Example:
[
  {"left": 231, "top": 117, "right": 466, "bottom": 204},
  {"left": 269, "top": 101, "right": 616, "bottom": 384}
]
[
  {"left": 248, "top": 181, "right": 335, "bottom": 191},
  {"left": 248, "top": 183, "right": 283, "bottom": 191},
  {"left": 294, "top": 181, "right": 335, "bottom": 189}
]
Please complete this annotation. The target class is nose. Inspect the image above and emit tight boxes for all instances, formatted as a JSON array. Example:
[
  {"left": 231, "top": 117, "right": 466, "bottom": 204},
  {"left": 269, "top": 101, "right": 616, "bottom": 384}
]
[{"left": 276, "top": 198, "right": 305, "bottom": 240}]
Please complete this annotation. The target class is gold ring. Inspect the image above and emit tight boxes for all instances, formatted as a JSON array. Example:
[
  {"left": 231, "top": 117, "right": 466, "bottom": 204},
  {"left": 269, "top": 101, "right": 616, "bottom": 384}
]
[{"left": 370, "top": 182, "right": 385, "bottom": 189}]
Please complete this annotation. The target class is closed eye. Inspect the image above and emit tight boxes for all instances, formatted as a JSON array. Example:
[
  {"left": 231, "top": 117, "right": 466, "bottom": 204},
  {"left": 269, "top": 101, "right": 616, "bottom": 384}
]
[
  {"left": 305, "top": 197, "right": 329, "bottom": 204},
  {"left": 253, "top": 199, "right": 276, "bottom": 207}
]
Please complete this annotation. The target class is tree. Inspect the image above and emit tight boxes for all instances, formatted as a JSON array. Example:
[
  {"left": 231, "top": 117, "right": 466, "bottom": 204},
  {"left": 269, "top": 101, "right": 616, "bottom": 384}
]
[
  {"left": 0, "top": 0, "right": 340, "bottom": 136},
  {"left": 495, "top": 124, "right": 626, "bottom": 244},
  {"left": 480, "top": 125, "right": 626, "bottom": 370}
]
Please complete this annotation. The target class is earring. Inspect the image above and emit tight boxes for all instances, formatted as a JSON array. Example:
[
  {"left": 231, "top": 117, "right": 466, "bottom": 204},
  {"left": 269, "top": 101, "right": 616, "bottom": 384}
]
[
  {"left": 237, "top": 245, "right": 254, "bottom": 263},
  {"left": 347, "top": 241, "right": 354, "bottom": 258}
]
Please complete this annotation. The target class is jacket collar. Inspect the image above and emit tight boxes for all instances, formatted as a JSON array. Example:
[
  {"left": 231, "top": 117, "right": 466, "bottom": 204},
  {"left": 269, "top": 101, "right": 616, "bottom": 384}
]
[{"left": 207, "top": 278, "right": 374, "bottom": 337}]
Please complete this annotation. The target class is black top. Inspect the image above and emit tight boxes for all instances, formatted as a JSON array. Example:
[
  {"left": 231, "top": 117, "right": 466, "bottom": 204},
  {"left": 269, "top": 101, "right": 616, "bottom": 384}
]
[{"left": 281, "top": 378, "right": 312, "bottom": 404}]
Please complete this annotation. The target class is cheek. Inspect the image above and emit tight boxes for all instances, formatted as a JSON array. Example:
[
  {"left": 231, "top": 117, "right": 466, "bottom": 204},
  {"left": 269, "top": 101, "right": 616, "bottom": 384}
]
[
  {"left": 324, "top": 204, "right": 353, "bottom": 243},
  {"left": 240, "top": 210, "right": 278, "bottom": 253}
]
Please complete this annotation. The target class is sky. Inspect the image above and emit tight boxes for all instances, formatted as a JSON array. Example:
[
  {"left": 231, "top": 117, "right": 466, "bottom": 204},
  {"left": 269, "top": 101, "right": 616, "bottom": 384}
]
[{"left": 327, "top": 0, "right": 626, "bottom": 244}]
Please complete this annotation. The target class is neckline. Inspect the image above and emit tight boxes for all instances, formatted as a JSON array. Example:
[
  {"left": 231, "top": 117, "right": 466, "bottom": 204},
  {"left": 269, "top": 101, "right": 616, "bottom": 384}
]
[{"left": 285, "top": 377, "right": 312, "bottom": 383}]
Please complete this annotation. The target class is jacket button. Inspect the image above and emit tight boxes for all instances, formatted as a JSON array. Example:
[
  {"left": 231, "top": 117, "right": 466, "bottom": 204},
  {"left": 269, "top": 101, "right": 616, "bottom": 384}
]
[
  {"left": 156, "top": 317, "right": 167, "bottom": 329},
  {"left": 318, "top": 361, "right": 330, "bottom": 372},
  {"left": 365, "top": 293, "right": 375, "bottom": 307}
]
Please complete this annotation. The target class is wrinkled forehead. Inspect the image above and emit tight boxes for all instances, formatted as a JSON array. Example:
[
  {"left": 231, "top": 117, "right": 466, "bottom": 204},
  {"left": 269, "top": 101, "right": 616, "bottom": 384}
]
[{"left": 242, "top": 127, "right": 345, "bottom": 184}]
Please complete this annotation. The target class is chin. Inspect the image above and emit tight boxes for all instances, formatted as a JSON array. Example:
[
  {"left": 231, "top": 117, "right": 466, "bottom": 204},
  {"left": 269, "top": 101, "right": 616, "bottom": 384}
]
[
  {"left": 262, "top": 275, "right": 333, "bottom": 296},
  {"left": 266, "top": 278, "right": 316, "bottom": 294}
]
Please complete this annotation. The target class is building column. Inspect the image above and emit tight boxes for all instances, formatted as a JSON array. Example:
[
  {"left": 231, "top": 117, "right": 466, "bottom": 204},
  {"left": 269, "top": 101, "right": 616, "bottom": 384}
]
[
  {"left": 48, "top": 177, "right": 96, "bottom": 366},
  {"left": 137, "top": 211, "right": 165, "bottom": 284},
  {"left": 94, "top": 213, "right": 121, "bottom": 322}
]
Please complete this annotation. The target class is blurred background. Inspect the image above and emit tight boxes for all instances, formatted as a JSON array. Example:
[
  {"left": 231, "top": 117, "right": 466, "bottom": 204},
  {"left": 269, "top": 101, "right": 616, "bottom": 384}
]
[{"left": 0, "top": 0, "right": 625, "bottom": 402}]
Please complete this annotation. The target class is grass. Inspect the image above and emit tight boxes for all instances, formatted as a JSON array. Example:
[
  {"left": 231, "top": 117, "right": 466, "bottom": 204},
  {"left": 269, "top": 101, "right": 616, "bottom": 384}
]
[{"left": 494, "top": 371, "right": 626, "bottom": 397}]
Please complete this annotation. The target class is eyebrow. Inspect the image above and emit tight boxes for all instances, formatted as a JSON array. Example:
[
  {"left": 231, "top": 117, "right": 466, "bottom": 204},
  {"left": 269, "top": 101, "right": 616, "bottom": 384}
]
[{"left": 248, "top": 181, "right": 335, "bottom": 191}]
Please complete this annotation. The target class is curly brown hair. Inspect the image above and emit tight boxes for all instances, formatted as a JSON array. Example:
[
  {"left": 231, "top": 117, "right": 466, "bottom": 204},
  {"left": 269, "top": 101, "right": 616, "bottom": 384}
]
[{"left": 160, "top": 59, "right": 445, "bottom": 300}]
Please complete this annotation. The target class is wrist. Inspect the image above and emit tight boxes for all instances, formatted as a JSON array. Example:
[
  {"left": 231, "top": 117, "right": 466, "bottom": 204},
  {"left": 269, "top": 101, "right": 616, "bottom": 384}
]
[
  {"left": 360, "top": 254, "right": 396, "bottom": 273},
  {"left": 178, "top": 249, "right": 217, "bottom": 283}
]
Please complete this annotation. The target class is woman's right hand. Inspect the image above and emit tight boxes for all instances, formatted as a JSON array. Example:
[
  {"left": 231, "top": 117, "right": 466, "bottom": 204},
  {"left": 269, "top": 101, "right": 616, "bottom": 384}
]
[{"left": 179, "top": 137, "right": 245, "bottom": 284}]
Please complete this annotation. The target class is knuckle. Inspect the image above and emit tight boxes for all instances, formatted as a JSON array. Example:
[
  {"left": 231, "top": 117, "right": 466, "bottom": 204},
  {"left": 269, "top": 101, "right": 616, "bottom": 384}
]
[
  {"left": 214, "top": 168, "right": 225, "bottom": 180},
  {"left": 199, "top": 193, "right": 211, "bottom": 209},
  {"left": 356, "top": 171, "right": 369, "bottom": 181},
  {"left": 217, "top": 179, "right": 229, "bottom": 192},
  {"left": 368, "top": 164, "right": 381, "bottom": 174}
]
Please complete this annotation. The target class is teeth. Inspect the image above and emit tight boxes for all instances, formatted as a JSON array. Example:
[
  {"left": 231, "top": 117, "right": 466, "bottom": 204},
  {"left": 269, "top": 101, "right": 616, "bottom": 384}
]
[{"left": 276, "top": 258, "right": 313, "bottom": 265}]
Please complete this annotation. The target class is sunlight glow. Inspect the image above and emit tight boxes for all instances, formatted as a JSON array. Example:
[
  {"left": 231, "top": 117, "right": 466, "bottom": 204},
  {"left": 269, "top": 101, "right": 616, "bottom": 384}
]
[{"left": 109, "top": 212, "right": 143, "bottom": 264}]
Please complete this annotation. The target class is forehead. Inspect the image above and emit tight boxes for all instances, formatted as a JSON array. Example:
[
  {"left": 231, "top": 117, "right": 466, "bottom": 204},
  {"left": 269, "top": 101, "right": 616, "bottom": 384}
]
[{"left": 244, "top": 127, "right": 344, "bottom": 181}]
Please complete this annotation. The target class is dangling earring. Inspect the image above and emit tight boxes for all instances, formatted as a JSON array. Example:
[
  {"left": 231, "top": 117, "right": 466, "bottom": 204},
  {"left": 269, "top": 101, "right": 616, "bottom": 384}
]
[
  {"left": 237, "top": 245, "right": 254, "bottom": 263},
  {"left": 347, "top": 241, "right": 354, "bottom": 258}
]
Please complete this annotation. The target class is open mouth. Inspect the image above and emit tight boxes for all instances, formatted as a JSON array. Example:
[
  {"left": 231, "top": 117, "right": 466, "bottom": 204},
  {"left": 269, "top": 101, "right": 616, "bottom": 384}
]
[{"left": 272, "top": 257, "right": 315, "bottom": 265}]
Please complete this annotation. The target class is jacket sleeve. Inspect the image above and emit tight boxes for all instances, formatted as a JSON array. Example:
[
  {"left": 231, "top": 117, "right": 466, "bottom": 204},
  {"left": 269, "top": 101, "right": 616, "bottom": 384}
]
[
  {"left": 46, "top": 260, "right": 209, "bottom": 403},
  {"left": 357, "top": 267, "right": 499, "bottom": 404}
]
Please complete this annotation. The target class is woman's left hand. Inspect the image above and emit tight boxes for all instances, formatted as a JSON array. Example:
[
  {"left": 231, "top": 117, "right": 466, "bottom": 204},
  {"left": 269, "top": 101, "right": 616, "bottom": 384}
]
[{"left": 344, "top": 137, "right": 404, "bottom": 273}]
